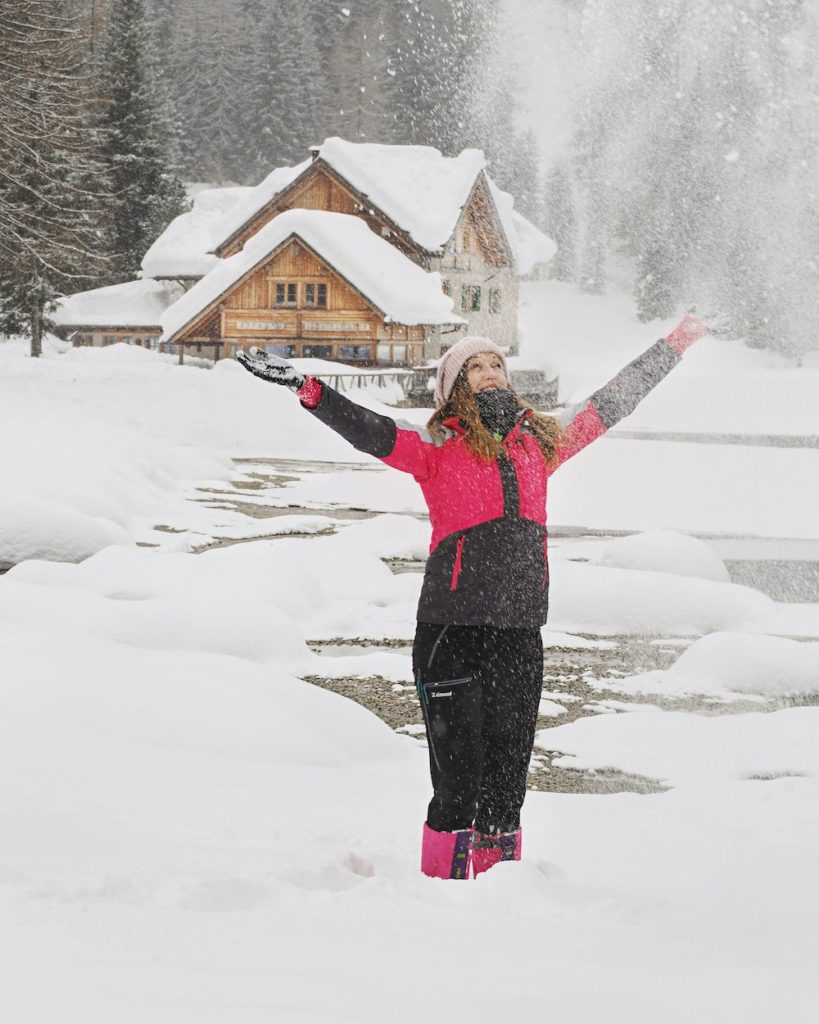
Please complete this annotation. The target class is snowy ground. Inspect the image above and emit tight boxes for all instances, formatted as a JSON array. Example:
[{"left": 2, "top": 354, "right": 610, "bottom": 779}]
[{"left": 2, "top": 283, "right": 819, "bottom": 1022}]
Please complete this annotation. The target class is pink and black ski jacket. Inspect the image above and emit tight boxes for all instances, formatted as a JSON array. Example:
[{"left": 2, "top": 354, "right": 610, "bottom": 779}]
[{"left": 302, "top": 326, "right": 702, "bottom": 628}]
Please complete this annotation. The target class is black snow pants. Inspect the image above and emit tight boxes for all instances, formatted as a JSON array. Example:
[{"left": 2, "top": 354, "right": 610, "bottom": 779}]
[{"left": 413, "top": 622, "right": 544, "bottom": 835}]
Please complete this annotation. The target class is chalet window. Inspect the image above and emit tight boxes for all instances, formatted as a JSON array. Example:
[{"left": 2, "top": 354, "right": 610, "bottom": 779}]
[
  {"left": 441, "top": 279, "right": 451, "bottom": 296},
  {"left": 461, "top": 284, "right": 481, "bottom": 312},
  {"left": 338, "top": 345, "right": 371, "bottom": 361},
  {"left": 305, "top": 282, "right": 327, "bottom": 308},
  {"left": 489, "top": 288, "right": 502, "bottom": 314},
  {"left": 265, "top": 344, "right": 295, "bottom": 358},
  {"left": 302, "top": 344, "right": 332, "bottom": 358},
  {"left": 275, "top": 282, "right": 298, "bottom": 307}
]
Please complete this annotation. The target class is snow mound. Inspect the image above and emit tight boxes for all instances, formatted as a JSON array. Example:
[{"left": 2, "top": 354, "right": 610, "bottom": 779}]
[
  {"left": 0, "top": 496, "right": 130, "bottom": 569},
  {"left": 536, "top": 705, "right": 819, "bottom": 788},
  {"left": 596, "top": 530, "right": 730, "bottom": 582},
  {"left": 549, "top": 560, "right": 771, "bottom": 636},
  {"left": 619, "top": 631, "right": 819, "bottom": 698}
]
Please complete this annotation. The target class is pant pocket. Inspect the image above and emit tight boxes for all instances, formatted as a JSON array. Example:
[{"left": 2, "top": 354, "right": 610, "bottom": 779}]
[{"left": 418, "top": 675, "right": 476, "bottom": 773}]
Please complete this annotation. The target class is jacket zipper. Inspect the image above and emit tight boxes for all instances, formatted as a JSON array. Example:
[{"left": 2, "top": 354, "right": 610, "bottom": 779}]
[{"left": 450, "top": 534, "right": 466, "bottom": 591}]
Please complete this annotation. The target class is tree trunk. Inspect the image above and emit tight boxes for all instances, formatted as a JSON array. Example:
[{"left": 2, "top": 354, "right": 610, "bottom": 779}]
[{"left": 30, "top": 297, "right": 42, "bottom": 359}]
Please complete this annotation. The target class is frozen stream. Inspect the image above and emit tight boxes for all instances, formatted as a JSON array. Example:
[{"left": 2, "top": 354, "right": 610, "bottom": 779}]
[
  {"left": 194, "top": 457, "right": 819, "bottom": 603},
  {"left": 171, "top": 455, "right": 819, "bottom": 798}
]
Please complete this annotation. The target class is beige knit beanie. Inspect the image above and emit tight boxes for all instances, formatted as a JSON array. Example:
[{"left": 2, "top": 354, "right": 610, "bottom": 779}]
[{"left": 433, "top": 336, "right": 509, "bottom": 408}]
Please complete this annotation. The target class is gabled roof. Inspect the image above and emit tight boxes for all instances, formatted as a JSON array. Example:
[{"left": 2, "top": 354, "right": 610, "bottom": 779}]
[
  {"left": 205, "top": 158, "right": 311, "bottom": 258},
  {"left": 54, "top": 279, "right": 186, "bottom": 330},
  {"left": 160, "top": 209, "right": 465, "bottom": 342},
  {"left": 209, "top": 139, "right": 487, "bottom": 256},
  {"left": 141, "top": 185, "right": 254, "bottom": 279}
]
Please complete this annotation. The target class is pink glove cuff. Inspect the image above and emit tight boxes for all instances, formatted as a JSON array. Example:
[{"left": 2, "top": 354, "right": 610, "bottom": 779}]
[
  {"left": 666, "top": 314, "right": 707, "bottom": 355},
  {"left": 296, "top": 375, "right": 323, "bottom": 409}
]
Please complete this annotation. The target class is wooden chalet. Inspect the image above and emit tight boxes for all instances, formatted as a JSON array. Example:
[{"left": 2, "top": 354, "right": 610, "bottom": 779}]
[
  {"left": 159, "top": 209, "right": 464, "bottom": 364},
  {"left": 55, "top": 140, "right": 555, "bottom": 368},
  {"left": 205, "top": 139, "right": 526, "bottom": 361}
]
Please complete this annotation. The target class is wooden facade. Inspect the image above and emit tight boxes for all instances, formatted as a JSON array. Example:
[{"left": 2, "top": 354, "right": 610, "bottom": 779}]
[
  {"left": 167, "top": 236, "right": 426, "bottom": 365},
  {"left": 216, "top": 160, "right": 421, "bottom": 264}
]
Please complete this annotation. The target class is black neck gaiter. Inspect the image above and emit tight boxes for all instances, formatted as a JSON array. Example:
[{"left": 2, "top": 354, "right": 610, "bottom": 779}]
[{"left": 474, "top": 388, "right": 519, "bottom": 438}]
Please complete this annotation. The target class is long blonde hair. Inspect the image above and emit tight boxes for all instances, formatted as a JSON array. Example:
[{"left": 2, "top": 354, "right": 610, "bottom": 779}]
[{"left": 427, "top": 373, "right": 565, "bottom": 465}]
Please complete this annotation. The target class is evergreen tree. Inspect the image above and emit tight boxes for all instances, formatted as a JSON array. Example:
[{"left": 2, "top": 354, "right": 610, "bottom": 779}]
[
  {"left": 99, "top": 0, "right": 186, "bottom": 279},
  {"left": 508, "top": 129, "right": 542, "bottom": 223},
  {"left": 564, "top": 0, "right": 819, "bottom": 349},
  {"left": 241, "top": 3, "right": 325, "bottom": 179},
  {"left": 542, "top": 161, "right": 577, "bottom": 282},
  {"left": 322, "top": 0, "right": 398, "bottom": 143},
  {"left": 0, "top": 0, "right": 109, "bottom": 356},
  {"left": 166, "top": 2, "right": 245, "bottom": 183},
  {"left": 476, "top": 75, "right": 518, "bottom": 192},
  {"left": 390, "top": 0, "right": 500, "bottom": 153},
  {"left": 634, "top": 245, "right": 678, "bottom": 321}
]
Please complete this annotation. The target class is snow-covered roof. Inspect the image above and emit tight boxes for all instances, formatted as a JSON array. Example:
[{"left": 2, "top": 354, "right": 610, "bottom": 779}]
[
  {"left": 141, "top": 186, "right": 253, "bottom": 279},
  {"left": 160, "top": 209, "right": 465, "bottom": 342},
  {"left": 54, "top": 279, "right": 187, "bottom": 329},
  {"left": 208, "top": 159, "right": 312, "bottom": 255},
  {"left": 208, "top": 140, "right": 554, "bottom": 276},
  {"left": 209, "top": 139, "right": 487, "bottom": 256},
  {"left": 312, "top": 138, "right": 487, "bottom": 252}
]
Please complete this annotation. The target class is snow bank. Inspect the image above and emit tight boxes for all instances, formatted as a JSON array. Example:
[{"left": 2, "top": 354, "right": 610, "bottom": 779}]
[
  {"left": 595, "top": 530, "right": 730, "bottom": 582},
  {"left": 0, "top": 495, "right": 129, "bottom": 569},
  {"left": 613, "top": 631, "right": 819, "bottom": 699},
  {"left": 548, "top": 559, "right": 772, "bottom": 636},
  {"left": 537, "top": 705, "right": 819, "bottom": 787},
  {"left": 3, "top": 553, "right": 819, "bottom": 1022},
  {"left": 0, "top": 342, "right": 422, "bottom": 565}
]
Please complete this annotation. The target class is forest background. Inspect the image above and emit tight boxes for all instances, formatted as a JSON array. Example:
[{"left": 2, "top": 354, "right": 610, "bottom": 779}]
[{"left": 2, "top": 0, "right": 818, "bottom": 358}]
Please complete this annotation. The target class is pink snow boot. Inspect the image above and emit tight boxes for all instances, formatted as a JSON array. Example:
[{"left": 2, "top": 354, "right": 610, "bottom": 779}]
[
  {"left": 421, "top": 823, "right": 473, "bottom": 879},
  {"left": 472, "top": 830, "right": 522, "bottom": 877}
]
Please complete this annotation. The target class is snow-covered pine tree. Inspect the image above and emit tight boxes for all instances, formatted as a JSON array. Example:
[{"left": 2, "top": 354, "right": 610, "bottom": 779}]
[
  {"left": 164, "top": 1, "right": 245, "bottom": 183},
  {"left": 240, "top": 2, "right": 324, "bottom": 180},
  {"left": 389, "top": 0, "right": 500, "bottom": 153},
  {"left": 0, "top": 0, "right": 109, "bottom": 356},
  {"left": 99, "top": 0, "right": 186, "bottom": 279},
  {"left": 476, "top": 75, "right": 519, "bottom": 193},
  {"left": 634, "top": 245, "right": 678, "bottom": 322},
  {"left": 542, "top": 160, "right": 577, "bottom": 282},
  {"left": 508, "top": 129, "right": 542, "bottom": 224},
  {"left": 563, "top": 0, "right": 819, "bottom": 350},
  {"left": 321, "top": 0, "right": 398, "bottom": 144}
]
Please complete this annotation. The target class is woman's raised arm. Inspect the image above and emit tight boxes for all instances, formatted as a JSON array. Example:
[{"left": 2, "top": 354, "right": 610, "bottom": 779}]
[
  {"left": 236, "top": 348, "right": 437, "bottom": 481},
  {"left": 555, "top": 314, "right": 708, "bottom": 465}
]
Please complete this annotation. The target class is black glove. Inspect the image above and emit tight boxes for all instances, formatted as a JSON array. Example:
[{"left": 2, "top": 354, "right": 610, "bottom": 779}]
[{"left": 236, "top": 347, "right": 305, "bottom": 390}]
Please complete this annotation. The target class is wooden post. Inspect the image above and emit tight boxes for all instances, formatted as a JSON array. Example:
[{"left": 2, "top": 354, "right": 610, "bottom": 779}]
[{"left": 178, "top": 343, "right": 184, "bottom": 366}]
